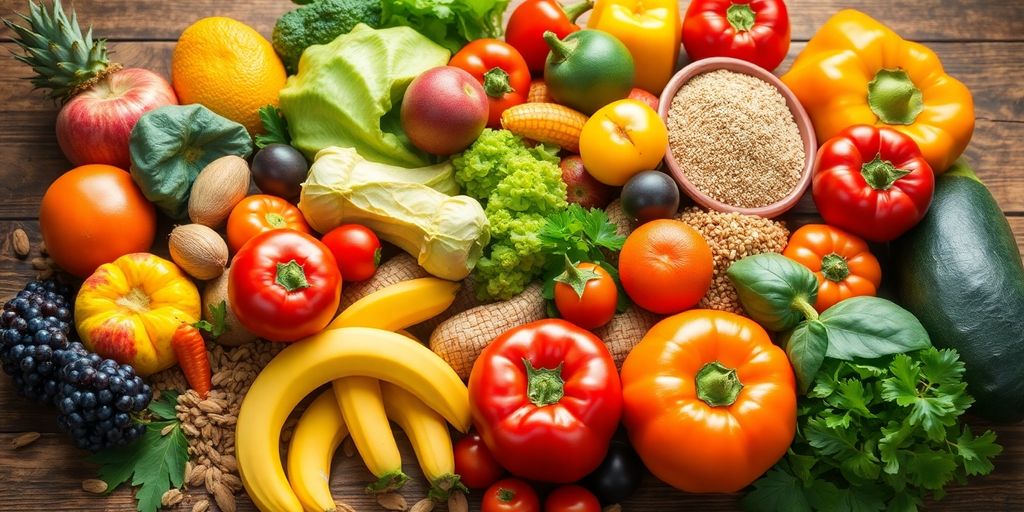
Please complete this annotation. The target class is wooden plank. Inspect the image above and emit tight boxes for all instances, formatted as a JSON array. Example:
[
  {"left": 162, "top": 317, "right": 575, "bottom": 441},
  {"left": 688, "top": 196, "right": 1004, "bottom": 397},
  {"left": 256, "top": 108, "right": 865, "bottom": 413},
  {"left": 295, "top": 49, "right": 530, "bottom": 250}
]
[{"left": 1, "top": 0, "right": 1022, "bottom": 43}]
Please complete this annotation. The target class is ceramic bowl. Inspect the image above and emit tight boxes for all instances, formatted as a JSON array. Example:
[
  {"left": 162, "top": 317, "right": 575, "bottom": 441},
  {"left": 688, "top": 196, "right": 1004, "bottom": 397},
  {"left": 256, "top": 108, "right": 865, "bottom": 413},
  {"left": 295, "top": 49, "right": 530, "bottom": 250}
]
[{"left": 657, "top": 57, "right": 817, "bottom": 218}]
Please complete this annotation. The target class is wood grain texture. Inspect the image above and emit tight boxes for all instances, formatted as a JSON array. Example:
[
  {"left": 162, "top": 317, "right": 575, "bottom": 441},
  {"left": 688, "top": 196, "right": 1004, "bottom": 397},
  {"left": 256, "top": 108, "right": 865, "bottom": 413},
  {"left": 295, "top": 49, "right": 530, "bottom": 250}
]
[{"left": 0, "top": 0, "right": 1022, "bottom": 510}]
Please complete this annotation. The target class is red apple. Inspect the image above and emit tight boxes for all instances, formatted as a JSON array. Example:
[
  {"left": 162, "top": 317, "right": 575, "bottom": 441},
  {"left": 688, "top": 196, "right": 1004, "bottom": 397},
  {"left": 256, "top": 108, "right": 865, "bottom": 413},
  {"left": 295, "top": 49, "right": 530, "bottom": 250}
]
[
  {"left": 56, "top": 67, "right": 178, "bottom": 170},
  {"left": 560, "top": 155, "right": 615, "bottom": 209},
  {"left": 401, "top": 66, "right": 489, "bottom": 155},
  {"left": 628, "top": 88, "right": 659, "bottom": 112}
]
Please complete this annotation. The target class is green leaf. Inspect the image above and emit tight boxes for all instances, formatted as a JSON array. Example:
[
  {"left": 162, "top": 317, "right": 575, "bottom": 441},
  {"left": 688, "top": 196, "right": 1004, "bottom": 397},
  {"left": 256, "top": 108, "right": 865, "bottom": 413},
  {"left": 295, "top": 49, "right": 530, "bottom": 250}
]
[
  {"left": 255, "top": 105, "right": 290, "bottom": 148},
  {"left": 886, "top": 492, "right": 922, "bottom": 512},
  {"left": 194, "top": 301, "right": 228, "bottom": 339},
  {"left": 881, "top": 354, "right": 959, "bottom": 441},
  {"left": 805, "top": 417, "right": 856, "bottom": 456},
  {"left": 727, "top": 253, "right": 819, "bottom": 331},
  {"left": 827, "top": 379, "right": 876, "bottom": 419},
  {"left": 840, "top": 448, "right": 881, "bottom": 481},
  {"left": 917, "top": 347, "right": 965, "bottom": 385},
  {"left": 782, "top": 320, "right": 829, "bottom": 393},
  {"left": 579, "top": 207, "right": 625, "bottom": 252},
  {"left": 904, "top": 449, "right": 957, "bottom": 491},
  {"left": 89, "top": 420, "right": 188, "bottom": 512},
  {"left": 833, "top": 485, "right": 888, "bottom": 512},
  {"left": 742, "top": 467, "right": 813, "bottom": 512},
  {"left": 879, "top": 421, "right": 914, "bottom": 475},
  {"left": 818, "top": 297, "right": 931, "bottom": 360},
  {"left": 148, "top": 390, "right": 179, "bottom": 421},
  {"left": 955, "top": 426, "right": 1002, "bottom": 476}
]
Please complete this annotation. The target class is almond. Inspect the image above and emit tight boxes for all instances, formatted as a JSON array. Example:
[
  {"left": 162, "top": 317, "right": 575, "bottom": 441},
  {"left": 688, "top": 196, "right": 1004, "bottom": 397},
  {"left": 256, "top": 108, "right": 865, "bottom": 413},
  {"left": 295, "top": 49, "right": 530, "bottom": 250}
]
[
  {"left": 10, "top": 431, "right": 40, "bottom": 449},
  {"left": 447, "top": 491, "right": 468, "bottom": 512},
  {"left": 410, "top": 499, "right": 435, "bottom": 512},
  {"left": 81, "top": 479, "right": 108, "bottom": 494},
  {"left": 11, "top": 228, "right": 30, "bottom": 259},
  {"left": 189, "top": 155, "right": 251, "bottom": 228},
  {"left": 169, "top": 224, "right": 229, "bottom": 280},
  {"left": 377, "top": 492, "right": 407, "bottom": 511}
]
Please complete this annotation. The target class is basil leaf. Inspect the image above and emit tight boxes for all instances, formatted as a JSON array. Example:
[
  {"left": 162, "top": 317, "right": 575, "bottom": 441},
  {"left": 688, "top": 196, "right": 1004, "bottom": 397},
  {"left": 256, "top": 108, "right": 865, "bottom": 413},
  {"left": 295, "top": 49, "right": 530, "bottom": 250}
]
[
  {"left": 782, "top": 320, "right": 829, "bottom": 394},
  {"left": 819, "top": 296, "right": 931, "bottom": 360},
  {"left": 727, "top": 253, "right": 819, "bottom": 331}
]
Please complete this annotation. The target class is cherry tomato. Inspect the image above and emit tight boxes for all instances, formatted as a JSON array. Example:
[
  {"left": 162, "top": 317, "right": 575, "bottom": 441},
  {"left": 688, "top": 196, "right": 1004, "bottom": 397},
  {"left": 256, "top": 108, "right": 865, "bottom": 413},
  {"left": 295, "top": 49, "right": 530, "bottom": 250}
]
[
  {"left": 553, "top": 261, "right": 617, "bottom": 329},
  {"left": 483, "top": 478, "right": 540, "bottom": 512},
  {"left": 544, "top": 485, "right": 601, "bottom": 512},
  {"left": 320, "top": 224, "right": 382, "bottom": 282},
  {"left": 454, "top": 432, "right": 506, "bottom": 489},
  {"left": 226, "top": 194, "right": 310, "bottom": 253}
]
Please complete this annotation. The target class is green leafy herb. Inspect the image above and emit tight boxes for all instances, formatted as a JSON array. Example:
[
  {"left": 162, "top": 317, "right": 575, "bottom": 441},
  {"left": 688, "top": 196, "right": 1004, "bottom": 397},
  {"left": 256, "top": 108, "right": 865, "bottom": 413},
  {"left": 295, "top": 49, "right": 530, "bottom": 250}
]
[
  {"left": 255, "top": 105, "right": 290, "bottom": 148},
  {"left": 539, "top": 204, "right": 629, "bottom": 311},
  {"left": 819, "top": 297, "right": 931, "bottom": 360},
  {"left": 380, "top": 0, "right": 510, "bottom": 53},
  {"left": 89, "top": 391, "right": 188, "bottom": 512},
  {"left": 194, "top": 300, "right": 229, "bottom": 339},
  {"left": 782, "top": 320, "right": 828, "bottom": 393},
  {"left": 726, "top": 253, "right": 819, "bottom": 332},
  {"left": 744, "top": 349, "right": 1001, "bottom": 511}
]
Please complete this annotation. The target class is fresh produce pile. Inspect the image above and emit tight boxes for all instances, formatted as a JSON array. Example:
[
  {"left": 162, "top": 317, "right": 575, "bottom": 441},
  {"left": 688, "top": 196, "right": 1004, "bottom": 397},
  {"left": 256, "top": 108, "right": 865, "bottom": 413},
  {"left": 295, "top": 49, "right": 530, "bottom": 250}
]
[{"left": 1, "top": 0, "right": 1019, "bottom": 511}]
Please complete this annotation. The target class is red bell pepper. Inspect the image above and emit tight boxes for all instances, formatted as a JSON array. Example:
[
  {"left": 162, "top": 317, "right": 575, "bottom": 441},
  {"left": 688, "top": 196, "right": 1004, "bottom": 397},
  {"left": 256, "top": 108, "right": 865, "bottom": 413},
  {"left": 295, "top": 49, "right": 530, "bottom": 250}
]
[
  {"left": 682, "top": 0, "right": 791, "bottom": 72},
  {"left": 468, "top": 319, "right": 622, "bottom": 483},
  {"left": 450, "top": 39, "right": 532, "bottom": 128},
  {"left": 228, "top": 229, "right": 342, "bottom": 342},
  {"left": 505, "top": 0, "right": 593, "bottom": 74},
  {"left": 812, "top": 125, "right": 935, "bottom": 243}
]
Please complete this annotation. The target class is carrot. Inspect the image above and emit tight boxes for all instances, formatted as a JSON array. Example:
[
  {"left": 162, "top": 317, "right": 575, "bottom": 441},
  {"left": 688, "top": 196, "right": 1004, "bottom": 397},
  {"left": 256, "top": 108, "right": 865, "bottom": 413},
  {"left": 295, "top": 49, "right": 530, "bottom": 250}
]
[{"left": 171, "top": 324, "right": 212, "bottom": 399}]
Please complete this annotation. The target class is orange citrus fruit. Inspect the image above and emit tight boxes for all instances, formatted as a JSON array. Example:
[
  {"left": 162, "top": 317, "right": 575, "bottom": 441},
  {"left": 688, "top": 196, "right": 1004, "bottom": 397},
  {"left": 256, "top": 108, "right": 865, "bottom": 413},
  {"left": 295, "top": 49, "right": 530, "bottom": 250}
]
[
  {"left": 618, "top": 219, "right": 714, "bottom": 314},
  {"left": 171, "top": 17, "right": 285, "bottom": 133}
]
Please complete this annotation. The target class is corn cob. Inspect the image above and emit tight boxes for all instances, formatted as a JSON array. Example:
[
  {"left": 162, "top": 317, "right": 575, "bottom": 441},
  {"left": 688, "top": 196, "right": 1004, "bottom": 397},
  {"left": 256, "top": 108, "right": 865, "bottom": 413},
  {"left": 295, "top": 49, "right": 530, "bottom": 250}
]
[
  {"left": 527, "top": 79, "right": 554, "bottom": 103},
  {"left": 500, "top": 102, "right": 588, "bottom": 153}
]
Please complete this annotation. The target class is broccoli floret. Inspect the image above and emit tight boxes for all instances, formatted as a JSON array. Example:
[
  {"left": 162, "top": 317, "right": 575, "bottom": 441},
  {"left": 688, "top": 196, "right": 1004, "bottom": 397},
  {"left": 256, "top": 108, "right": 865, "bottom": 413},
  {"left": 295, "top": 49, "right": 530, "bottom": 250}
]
[{"left": 272, "top": 0, "right": 382, "bottom": 73}]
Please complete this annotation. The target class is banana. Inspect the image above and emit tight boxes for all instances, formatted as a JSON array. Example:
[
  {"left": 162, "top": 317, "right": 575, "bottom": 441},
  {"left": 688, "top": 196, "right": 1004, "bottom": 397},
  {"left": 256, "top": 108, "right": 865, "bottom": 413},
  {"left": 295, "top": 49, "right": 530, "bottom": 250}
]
[
  {"left": 327, "top": 277, "right": 459, "bottom": 331},
  {"left": 236, "top": 327, "right": 471, "bottom": 512},
  {"left": 333, "top": 377, "right": 408, "bottom": 493},
  {"left": 381, "top": 381, "right": 467, "bottom": 501},
  {"left": 287, "top": 388, "right": 348, "bottom": 512}
]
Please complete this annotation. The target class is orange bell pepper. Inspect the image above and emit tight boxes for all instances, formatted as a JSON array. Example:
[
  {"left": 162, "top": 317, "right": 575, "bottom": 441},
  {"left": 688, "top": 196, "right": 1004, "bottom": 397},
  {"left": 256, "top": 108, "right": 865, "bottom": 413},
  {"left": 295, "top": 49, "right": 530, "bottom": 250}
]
[
  {"left": 588, "top": 0, "right": 680, "bottom": 94},
  {"left": 782, "top": 224, "right": 882, "bottom": 313},
  {"left": 621, "top": 310, "right": 796, "bottom": 493},
  {"left": 781, "top": 10, "right": 974, "bottom": 173}
]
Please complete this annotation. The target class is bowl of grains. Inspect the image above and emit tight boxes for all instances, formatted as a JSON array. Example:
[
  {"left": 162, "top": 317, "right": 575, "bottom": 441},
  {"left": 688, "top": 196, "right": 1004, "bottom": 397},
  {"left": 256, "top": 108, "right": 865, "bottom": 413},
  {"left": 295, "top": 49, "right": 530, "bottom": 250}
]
[{"left": 658, "top": 57, "right": 816, "bottom": 217}]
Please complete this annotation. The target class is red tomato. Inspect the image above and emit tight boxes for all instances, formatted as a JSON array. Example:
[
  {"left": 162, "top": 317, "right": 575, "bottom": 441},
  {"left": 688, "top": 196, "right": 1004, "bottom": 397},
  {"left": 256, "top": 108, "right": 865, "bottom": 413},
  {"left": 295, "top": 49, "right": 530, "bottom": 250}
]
[
  {"left": 454, "top": 432, "right": 506, "bottom": 489},
  {"left": 226, "top": 194, "right": 310, "bottom": 253},
  {"left": 483, "top": 478, "right": 540, "bottom": 512},
  {"left": 450, "top": 39, "right": 532, "bottom": 128},
  {"left": 544, "top": 485, "right": 601, "bottom": 512},
  {"left": 553, "top": 261, "right": 617, "bottom": 329},
  {"left": 320, "top": 224, "right": 382, "bottom": 282}
]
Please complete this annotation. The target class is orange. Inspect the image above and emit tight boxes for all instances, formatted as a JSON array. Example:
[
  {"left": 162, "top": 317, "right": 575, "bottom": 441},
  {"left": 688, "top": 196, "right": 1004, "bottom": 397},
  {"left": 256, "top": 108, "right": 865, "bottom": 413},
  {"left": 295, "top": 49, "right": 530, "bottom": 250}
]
[
  {"left": 618, "top": 219, "right": 713, "bottom": 314},
  {"left": 39, "top": 164, "right": 156, "bottom": 278},
  {"left": 171, "top": 17, "right": 286, "bottom": 133}
]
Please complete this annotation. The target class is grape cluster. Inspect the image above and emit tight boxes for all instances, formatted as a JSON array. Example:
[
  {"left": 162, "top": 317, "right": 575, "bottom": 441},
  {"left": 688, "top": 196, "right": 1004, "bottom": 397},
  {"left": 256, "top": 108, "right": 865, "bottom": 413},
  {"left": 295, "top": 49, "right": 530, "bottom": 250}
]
[
  {"left": 56, "top": 343, "right": 150, "bottom": 451},
  {"left": 0, "top": 280, "right": 74, "bottom": 403},
  {"left": 0, "top": 280, "right": 152, "bottom": 451}
]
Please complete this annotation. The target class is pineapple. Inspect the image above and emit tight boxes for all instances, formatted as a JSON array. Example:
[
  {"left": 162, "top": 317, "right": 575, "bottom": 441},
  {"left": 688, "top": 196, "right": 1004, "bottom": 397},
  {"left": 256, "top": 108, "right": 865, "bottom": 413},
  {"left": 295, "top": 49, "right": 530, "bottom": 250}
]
[{"left": 3, "top": 0, "right": 113, "bottom": 102}]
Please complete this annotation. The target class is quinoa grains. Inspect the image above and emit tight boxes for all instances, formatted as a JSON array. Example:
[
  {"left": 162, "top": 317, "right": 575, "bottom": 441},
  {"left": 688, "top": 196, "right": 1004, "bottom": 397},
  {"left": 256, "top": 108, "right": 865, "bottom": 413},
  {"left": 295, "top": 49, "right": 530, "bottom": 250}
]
[
  {"left": 667, "top": 69, "right": 805, "bottom": 208},
  {"left": 678, "top": 207, "right": 790, "bottom": 313}
]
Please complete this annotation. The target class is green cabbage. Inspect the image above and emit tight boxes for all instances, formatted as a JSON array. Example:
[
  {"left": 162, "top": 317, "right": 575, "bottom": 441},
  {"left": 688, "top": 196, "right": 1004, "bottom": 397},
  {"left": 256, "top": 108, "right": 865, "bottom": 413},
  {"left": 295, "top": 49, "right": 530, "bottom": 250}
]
[{"left": 278, "top": 24, "right": 449, "bottom": 167}]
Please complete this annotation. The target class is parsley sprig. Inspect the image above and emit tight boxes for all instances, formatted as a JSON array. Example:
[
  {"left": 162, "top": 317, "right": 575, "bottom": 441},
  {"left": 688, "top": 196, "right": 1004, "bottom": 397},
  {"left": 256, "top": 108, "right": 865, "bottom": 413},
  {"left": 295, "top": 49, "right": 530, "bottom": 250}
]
[
  {"left": 744, "top": 349, "right": 1001, "bottom": 512},
  {"left": 255, "top": 105, "right": 291, "bottom": 148},
  {"left": 89, "top": 391, "right": 188, "bottom": 512}
]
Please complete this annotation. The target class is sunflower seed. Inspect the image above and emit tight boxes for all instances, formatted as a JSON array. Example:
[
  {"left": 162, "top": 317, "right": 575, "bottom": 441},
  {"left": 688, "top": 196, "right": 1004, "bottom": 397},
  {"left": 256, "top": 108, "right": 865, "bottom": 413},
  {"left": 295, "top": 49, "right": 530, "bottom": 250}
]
[
  {"left": 161, "top": 488, "right": 184, "bottom": 507},
  {"left": 377, "top": 492, "right": 408, "bottom": 511},
  {"left": 192, "top": 500, "right": 210, "bottom": 512},
  {"left": 81, "top": 479, "right": 108, "bottom": 494},
  {"left": 10, "top": 432, "right": 40, "bottom": 449},
  {"left": 213, "top": 482, "right": 236, "bottom": 512}
]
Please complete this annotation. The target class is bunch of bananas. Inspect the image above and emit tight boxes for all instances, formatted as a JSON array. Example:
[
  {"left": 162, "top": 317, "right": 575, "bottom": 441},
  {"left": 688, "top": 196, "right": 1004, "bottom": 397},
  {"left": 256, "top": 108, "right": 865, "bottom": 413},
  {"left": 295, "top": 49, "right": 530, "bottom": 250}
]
[{"left": 236, "top": 278, "right": 471, "bottom": 512}]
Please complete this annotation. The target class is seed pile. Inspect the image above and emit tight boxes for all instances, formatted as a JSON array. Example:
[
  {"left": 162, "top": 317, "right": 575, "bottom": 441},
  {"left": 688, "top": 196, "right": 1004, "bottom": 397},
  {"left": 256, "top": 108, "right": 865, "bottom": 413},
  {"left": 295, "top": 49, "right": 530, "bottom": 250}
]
[
  {"left": 678, "top": 207, "right": 790, "bottom": 313},
  {"left": 151, "top": 341, "right": 285, "bottom": 512},
  {"left": 667, "top": 69, "right": 804, "bottom": 208}
]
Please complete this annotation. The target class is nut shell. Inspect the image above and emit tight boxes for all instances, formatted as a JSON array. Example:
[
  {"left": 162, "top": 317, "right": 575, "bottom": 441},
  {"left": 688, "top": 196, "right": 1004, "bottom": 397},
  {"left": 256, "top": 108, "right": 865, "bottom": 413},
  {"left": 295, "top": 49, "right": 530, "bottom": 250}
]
[
  {"left": 189, "top": 155, "right": 251, "bottom": 228},
  {"left": 169, "top": 224, "right": 229, "bottom": 280}
]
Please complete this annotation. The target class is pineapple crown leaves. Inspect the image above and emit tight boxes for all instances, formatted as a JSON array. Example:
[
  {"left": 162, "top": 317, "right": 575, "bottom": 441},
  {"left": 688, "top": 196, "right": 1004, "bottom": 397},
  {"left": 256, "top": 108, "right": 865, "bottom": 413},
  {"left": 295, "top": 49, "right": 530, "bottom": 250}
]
[{"left": 3, "top": 0, "right": 112, "bottom": 102}]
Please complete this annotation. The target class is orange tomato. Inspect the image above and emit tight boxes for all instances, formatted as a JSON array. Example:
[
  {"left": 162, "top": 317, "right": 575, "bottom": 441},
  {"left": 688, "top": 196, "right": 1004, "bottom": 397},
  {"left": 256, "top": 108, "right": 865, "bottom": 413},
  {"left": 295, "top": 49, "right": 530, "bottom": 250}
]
[
  {"left": 783, "top": 224, "right": 882, "bottom": 312},
  {"left": 621, "top": 310, "right": 797, "bottom": 493},
  {"left": 579, "top": 99, "right": 668, "bottom": 186},
  {"left": 39, "top": 164, "right": 156, "bottom": 277},
  {"left": 226, "top": 194, "right": 310, "bottom": 253},
  {"left": 617, "top": 219, "right": 713, "bottom": 314}
]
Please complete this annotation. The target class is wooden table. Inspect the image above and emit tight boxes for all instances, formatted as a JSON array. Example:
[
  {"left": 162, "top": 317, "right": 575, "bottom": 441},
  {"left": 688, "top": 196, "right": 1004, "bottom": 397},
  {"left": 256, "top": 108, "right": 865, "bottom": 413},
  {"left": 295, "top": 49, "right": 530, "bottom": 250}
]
[{"left": 1, "top": 1, "right": 1022, "bottom": 510}]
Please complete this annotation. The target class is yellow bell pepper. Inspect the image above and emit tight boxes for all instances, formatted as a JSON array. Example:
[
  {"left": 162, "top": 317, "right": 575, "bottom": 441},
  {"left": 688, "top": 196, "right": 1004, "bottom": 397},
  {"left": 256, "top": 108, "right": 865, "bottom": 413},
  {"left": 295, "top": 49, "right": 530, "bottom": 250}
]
[
  {"left": 76, "top": 253, "right": 201, "bottom": 376},
  {"left": 781, "top": 9, "right": 974, "bottom": 173},
  {"left": 589, "top": 0, "right": 680, "bottom": 94}
]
